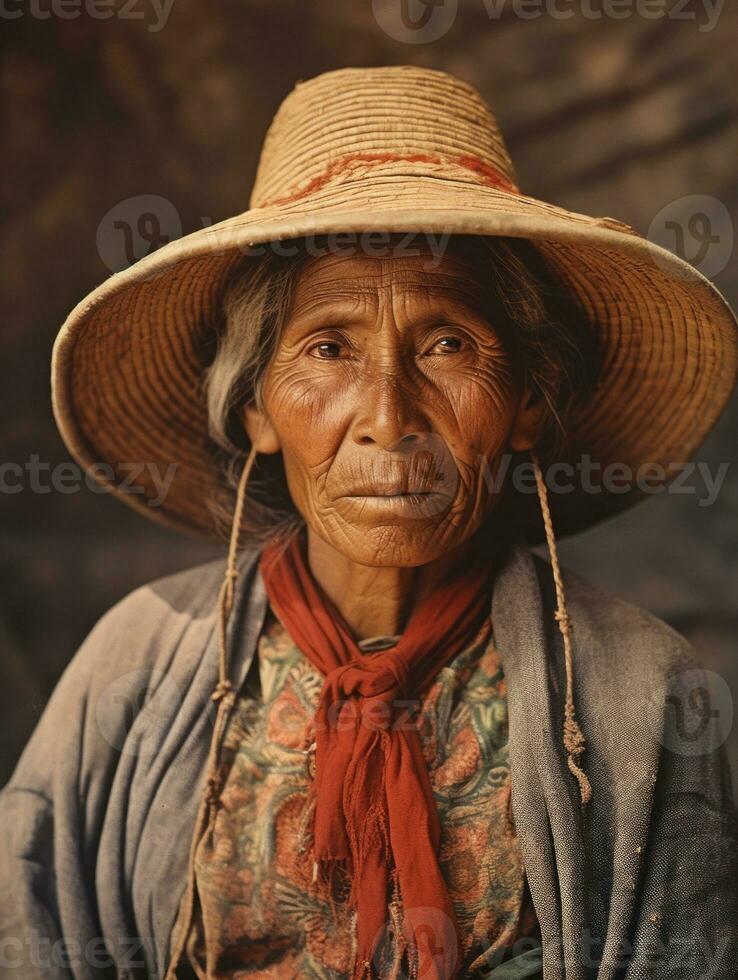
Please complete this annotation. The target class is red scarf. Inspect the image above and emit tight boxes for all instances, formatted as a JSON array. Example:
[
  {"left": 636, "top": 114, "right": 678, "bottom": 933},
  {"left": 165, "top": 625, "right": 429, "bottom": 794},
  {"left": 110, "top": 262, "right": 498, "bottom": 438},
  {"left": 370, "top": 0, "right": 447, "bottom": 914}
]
[{"left": 259, "top": 533, "right": 494, "bottom": 979}]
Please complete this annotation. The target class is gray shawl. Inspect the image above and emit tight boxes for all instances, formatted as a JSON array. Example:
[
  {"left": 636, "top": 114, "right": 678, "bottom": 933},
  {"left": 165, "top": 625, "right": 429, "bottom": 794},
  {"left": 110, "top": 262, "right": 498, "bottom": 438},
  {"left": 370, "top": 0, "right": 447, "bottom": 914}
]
[{"left": 1, "top": 544, "right": 736, "bottom": 979}]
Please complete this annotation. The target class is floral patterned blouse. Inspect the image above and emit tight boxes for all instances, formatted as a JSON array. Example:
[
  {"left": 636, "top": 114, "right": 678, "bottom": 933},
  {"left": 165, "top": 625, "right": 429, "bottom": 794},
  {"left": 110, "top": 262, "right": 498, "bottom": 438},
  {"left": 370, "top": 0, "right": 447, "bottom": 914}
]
[{"left": 181, "top": 608, "right": 540, "bottom": 978}]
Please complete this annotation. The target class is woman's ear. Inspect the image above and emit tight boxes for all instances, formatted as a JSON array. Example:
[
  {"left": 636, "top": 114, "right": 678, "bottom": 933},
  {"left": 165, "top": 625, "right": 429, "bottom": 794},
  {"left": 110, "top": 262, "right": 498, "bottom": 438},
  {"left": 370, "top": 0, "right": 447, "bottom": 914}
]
[
  {"left": 509, "top": 385, "right": 546, "bottom": 452},
  {"left": 242, "top": 403, "right": 281, "bottom": 455}
]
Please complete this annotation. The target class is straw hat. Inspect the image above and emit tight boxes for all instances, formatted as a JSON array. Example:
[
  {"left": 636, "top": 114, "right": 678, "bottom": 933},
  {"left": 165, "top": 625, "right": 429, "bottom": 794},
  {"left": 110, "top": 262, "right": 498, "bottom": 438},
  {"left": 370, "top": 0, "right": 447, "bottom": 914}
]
[{"left": 51, "top": 65, "right": 737, "bottom": 540}]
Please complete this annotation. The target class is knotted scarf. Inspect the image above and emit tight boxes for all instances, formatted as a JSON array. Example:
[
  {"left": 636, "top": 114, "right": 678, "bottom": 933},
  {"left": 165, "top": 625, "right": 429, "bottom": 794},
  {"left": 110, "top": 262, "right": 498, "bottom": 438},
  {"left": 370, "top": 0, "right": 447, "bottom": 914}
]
[{"left": 259, "top": 532, "right": 495, "bottom": 979}]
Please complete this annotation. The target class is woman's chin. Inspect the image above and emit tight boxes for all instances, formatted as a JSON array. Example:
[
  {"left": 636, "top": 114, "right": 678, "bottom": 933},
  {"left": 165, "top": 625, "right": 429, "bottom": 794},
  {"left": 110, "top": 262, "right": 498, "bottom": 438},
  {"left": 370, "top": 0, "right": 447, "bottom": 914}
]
[{"left": 315, "top": 511, "right": 479, "bottom": 569}]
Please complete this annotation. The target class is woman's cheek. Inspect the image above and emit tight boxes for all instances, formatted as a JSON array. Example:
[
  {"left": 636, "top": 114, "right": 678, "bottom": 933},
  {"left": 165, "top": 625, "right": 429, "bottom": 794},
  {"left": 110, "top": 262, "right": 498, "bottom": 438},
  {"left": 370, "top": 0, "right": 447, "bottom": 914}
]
[
  {"left": 441, "top": 372, "right": 517, "bottom": 464},
  {"left": 266, "top": 365, "right": 325, "bottom": 427},
  {"left": 266, "top": 370, "right": 348, "bottom": 468}
]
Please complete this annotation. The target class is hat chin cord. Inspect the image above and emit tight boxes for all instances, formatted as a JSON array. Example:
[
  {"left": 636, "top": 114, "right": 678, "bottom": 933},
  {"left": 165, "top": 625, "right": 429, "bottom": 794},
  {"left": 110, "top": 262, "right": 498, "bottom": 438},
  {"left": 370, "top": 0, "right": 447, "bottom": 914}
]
[
  {"left": 531, "top": 450, "right": 592, "bottom": 806},
  {"left": 164, "top": 438, "right": 262, "bottom": 980},
  {"left": 212, "top": 438, "right": 260, "bottom": 705}
]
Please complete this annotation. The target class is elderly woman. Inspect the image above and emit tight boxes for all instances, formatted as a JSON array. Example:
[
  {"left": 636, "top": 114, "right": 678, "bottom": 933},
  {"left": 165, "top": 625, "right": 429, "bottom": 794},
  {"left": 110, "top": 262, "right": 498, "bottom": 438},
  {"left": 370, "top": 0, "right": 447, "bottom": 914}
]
[{"left": 1, "top": 67, "right": 737, "bottom": 980}]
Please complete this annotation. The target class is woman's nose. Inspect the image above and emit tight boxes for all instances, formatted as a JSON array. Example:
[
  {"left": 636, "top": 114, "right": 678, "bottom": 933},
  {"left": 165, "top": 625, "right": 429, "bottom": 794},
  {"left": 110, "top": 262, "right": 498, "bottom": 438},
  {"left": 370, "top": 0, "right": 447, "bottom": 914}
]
[{"left": 351, "top": 370, "right": 429, "bottom": 450}]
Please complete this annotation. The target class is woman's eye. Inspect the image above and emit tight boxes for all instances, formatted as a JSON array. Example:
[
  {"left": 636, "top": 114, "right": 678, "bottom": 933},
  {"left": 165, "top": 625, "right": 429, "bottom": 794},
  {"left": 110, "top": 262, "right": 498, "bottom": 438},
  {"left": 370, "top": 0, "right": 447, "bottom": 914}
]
[
  {"left": 429, "top": 336, "right": 464, "bottom": 354},
  {"left": 308, "top": 340, "right": 345, "bottom": 359}
]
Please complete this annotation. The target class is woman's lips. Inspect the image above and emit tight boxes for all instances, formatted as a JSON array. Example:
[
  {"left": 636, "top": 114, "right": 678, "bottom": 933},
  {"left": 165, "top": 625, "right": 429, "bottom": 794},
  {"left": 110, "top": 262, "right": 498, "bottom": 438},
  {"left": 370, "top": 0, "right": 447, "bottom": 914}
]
[
  {"left": 332, "top": 446, "right": 459, "bottom": 518},
  {"left": 338, "top": 489, "right": 451, "bottom": 518},
  {"left": 340, "top": 479, "right": 441, "bottom": 496}
]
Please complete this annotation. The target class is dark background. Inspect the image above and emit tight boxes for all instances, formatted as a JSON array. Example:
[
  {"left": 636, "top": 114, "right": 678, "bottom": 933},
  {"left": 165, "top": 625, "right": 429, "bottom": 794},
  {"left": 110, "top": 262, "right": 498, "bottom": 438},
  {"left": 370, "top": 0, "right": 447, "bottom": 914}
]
[{"left": 2, "top": 0, "right": 737, "bottom": 788}]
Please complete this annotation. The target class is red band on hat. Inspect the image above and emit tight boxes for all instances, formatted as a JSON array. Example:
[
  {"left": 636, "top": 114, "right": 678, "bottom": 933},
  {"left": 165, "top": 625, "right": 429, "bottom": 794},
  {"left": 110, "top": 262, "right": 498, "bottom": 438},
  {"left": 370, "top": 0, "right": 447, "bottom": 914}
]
[{"left": 257, "top": 151, "right": 519, "bottom": 208}]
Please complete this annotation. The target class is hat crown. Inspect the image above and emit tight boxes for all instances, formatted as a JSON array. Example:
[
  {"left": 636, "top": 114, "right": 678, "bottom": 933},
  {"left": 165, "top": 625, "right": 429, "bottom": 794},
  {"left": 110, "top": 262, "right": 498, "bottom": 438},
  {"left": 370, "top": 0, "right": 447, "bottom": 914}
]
[{"left": 250, "top": 66, "right": 519, "bottom": 210}]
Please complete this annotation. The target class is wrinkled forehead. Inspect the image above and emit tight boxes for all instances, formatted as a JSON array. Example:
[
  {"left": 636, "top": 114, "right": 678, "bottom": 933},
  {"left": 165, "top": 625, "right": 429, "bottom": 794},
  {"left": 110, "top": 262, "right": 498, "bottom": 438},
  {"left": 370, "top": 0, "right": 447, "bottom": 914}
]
[{"left": 288, "top": 240, "right": 496, "bottom": 318}]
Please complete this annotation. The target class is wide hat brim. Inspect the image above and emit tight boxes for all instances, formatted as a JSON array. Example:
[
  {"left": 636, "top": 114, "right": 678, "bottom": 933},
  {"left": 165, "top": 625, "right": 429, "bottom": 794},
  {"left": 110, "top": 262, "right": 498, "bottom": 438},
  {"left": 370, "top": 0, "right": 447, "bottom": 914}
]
[{"left": 52, "top": 176, "right": 738, "bottom": 541}]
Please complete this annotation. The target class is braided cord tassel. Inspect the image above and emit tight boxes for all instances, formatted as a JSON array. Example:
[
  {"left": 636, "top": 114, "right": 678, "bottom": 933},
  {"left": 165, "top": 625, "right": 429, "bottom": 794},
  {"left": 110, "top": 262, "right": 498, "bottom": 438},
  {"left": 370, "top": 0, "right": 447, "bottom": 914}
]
[{"left": 531, "top": 452, "right": 592, "bottom": 806}]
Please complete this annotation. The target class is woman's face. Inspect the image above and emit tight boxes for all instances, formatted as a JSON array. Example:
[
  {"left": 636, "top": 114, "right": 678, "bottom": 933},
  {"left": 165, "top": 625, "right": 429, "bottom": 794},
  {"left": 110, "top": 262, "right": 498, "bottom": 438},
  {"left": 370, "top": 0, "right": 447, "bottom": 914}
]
[{"left": 245, "top": 245, "right": 541, "bottom": 567}]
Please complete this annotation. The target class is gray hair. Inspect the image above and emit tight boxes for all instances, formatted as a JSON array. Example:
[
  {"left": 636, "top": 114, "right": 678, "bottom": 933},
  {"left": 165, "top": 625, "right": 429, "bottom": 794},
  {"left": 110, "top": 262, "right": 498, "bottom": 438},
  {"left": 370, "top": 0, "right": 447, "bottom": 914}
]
[{"left": 203, "top": 235, "right": 599, "bottom": 542}]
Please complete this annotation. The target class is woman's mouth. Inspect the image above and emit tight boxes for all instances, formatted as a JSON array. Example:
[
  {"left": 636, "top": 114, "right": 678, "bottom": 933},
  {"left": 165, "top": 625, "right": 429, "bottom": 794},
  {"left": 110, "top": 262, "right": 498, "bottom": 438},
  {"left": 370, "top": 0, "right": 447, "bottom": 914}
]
[
  {"left": 332, "top": 448, "right": 460, "bottom": 519},
  {"left": 338, "top": 488, "right": 451, "bottom": 519}
]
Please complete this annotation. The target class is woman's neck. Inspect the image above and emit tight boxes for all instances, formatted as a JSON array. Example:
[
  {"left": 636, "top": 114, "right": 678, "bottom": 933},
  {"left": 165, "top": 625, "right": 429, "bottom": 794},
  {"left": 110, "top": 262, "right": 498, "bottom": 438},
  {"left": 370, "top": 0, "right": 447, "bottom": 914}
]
[{"left": 305, "top": 529, "right": 491, "bottom": 640}]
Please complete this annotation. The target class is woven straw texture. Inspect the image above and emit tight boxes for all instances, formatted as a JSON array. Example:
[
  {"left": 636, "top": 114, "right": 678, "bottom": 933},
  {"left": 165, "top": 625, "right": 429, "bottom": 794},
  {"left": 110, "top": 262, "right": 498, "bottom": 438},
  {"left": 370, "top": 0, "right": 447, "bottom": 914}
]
[{"left": 51, "top": 66, "right": 737, "bottom": 539}]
